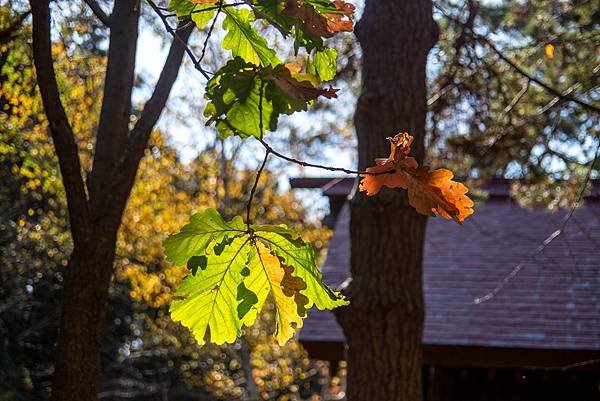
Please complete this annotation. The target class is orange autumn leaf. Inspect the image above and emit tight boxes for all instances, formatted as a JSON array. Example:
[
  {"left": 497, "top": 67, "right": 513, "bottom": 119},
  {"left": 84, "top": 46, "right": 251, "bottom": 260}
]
[
  {"left": 324, "top": 0, "right": 355, "bottom": 34},
  {"left": 359, "top": 133, "right": 474, "bottom": 224},
  {"left": 284, "top": 0, "right": 355, "bottom": 38}
]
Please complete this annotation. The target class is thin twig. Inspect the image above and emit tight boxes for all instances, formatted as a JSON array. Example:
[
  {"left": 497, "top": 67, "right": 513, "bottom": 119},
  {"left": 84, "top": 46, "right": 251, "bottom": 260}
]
[
  {"left": 474, "top": 138, "right": 600, "bottom": 304},
  {"left": 246, "top": 149, "right": 270, "bottom": 226},
  {"left": 198, "top": 0, "right": 223, "bottom": 65},
  {"left": 146, "top": 0, "right": 212, "bottom": 79},
  {"left": 83, "top": 0, "right": 111, "bottom": 26}
]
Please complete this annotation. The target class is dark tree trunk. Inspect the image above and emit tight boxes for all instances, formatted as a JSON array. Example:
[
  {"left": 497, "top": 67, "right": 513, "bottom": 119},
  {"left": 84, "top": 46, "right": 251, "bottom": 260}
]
[
  {"left": 50, "top": 235, "right": 117, "bottom": 401},
  {"left": 30, "top": 1, "right": 192, "bottom": 400},
  {"left": 336, "top": 1, "right": 438, "bottom": 401}
]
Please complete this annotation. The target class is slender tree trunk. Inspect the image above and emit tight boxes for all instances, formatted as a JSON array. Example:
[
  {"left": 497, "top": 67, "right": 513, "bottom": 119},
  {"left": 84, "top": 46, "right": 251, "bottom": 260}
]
[
  {"left": 336, "top": 1, "right": 438, "bottom": 400},
  {"left": 28, "top": 1, "right": 192, "bottom": 399},
  {"left": 50, "top": 233, "right": 117, "bottom": 401}
]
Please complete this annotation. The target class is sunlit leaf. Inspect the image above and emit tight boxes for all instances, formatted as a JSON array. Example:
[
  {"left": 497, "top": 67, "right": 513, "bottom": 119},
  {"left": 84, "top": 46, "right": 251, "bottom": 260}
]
[
  {"left": 222, "top": 8, "right": 279, "bottom": 66},
  {"left": 308, "top": 47, "right": 338, "bottom": 81},
  {"left": 164, "top": 208, "right": 246, "bottom": 266},
  {"left": 359, "top": 133, "right": 474, "bottom": 223},
  {"left": 167, "top": 0, "right": 217, "bottom": 28},
  {"left": 170, "top": 236, "right": 250, "bottom": 345},
  {"left": 164, "top": 210, "right": 347, "bottom": 345}
]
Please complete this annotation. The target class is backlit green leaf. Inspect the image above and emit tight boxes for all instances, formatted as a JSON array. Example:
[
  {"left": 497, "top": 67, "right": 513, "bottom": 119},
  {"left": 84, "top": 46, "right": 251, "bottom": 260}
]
[
  {"left": 164, "top": 209, "right": 347, "bottom": 346},
  {"left": 170, "top": 236, "right": 250, "bottom": 345},
  {"left": 222, "top": 8, "right": 279, "bottom": 66},
  {"left": 308, "top": 47, "right": 338, "bottom": 81},
  {"left": 164, "top": 208, "right": 245, "bottom": 266}
]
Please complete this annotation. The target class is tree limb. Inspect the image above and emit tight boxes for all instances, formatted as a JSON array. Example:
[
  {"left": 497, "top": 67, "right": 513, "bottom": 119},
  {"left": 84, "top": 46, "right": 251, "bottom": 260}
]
[
  {"left": 88, "top": 0, "right": 139, "bottom": 217},
  {"left": 29, "top": 0, "right": 90, "bottom": 242},
  {"left": 107, "top": 20, "right": 193, "bottom": 226},
  {"left": 83, "top": 0, "right": 111, "bottom": 27},
  {"left": 0, "top": 10, "right": 31, "bottom": 45},
  {"left": 478, "top": 35, "right": 600, "bottom": 115}
]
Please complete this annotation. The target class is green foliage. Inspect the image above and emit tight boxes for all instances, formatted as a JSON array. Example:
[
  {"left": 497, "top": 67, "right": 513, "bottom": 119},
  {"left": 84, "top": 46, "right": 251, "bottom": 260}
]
[
  {"left": 162, "top": 0, "right": 354, "bottom": 347},
  {"left": 308, "top": 47, "right": 338, "bottom": 81},
  {"left": 168, "top": 0, "right": 351, "bottom": 139},
  {"left": 165, "top": 208, "right": 347, "bottom": 345},
  {"left": 204, "top": 58, "right": 318, "bottom": 138},
  {"left": 222, "top": 7, "right": 280, "bottom": 67}
]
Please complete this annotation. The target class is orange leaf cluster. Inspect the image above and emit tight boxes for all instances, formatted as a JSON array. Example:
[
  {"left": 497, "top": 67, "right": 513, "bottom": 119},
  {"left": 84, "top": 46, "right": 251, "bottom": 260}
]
[
  {"left": 359, "top": 133, "right": 474, "bottom": 224},
  {"left": 284, "top": 0, "right": 355, "bottom": 38}
]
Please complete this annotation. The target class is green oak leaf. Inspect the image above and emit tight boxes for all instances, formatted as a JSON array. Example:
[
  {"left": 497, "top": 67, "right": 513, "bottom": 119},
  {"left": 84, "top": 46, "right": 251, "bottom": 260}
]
[
  {"left": 204, "top": 58, "right": 308, "bottom": 138},
  {"left": 164, "top": 209, "right": 348, "bottom": 345},
  {"left": 308, "top": 47, "right": 338, "bottom": 81},
  {"left": 170, "top": 236, "right": 250, "bottom": 345},
  {"left": 167, "top": 0, "right": 217, "bottom": 28},
  {"left": 164, "top": 208, "right": 246, "bottom": 266},
  {"left": 222, "top": 8, "right": 279, "bottom": 66}
]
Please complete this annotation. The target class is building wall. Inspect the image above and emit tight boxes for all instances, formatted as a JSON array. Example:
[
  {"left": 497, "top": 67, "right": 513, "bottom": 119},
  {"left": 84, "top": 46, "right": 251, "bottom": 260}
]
[{"left": 424, "top": 366, "right": 600, "bottom": 401}]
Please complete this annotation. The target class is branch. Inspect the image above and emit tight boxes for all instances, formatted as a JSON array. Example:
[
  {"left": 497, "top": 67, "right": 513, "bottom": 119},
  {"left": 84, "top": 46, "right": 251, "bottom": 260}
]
[
  {"left": 88, "top": 0, "right": 139, "bottom": 216},
  {"left": 126, "top": 20, "right": 193, "bottom": 152},
  {"left": 246, "top": 149, "right": 270, "bottom": 226},
  {"left": 0, "top": 10, "right": 31, "bottom": 45},
  {"left": 475, "top": 138, "right": 600, "bottom": 304},
  {"left": 146, "top": 0, "right": 212, "bottom": 79},
  {"left": 107, "top": 19, "right": 193, "bottom": 225},
  {"left": 259, "top": 139, "right": 365, "bottom": 175},
  {"left": 83, "top": 0, "right": 111, "bottom": 27},
  {"left": 478, "top": 36, "right": 600, "bottom": 114},
  {"left": 434, "top": 3, "right": 600, "bottom": 115},
  {"left": 29, "top": 0, "right": 90, "bottom": 242}
]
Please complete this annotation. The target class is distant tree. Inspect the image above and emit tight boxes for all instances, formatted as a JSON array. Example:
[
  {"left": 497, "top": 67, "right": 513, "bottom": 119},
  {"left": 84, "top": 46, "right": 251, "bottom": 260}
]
[{"left": 430, "top": 0, "right": 600, "bottom": 203}]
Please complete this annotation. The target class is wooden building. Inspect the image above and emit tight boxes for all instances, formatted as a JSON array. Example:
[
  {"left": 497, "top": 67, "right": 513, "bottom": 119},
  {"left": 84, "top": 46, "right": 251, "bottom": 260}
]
[{"left": 290, "top": 178, "right": 600, "bottom": 401}]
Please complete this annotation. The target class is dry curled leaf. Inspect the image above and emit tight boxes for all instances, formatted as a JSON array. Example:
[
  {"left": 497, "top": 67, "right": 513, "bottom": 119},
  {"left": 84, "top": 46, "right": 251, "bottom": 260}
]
[
  {"left": 359, "top": 133, "right": 474, "bottom": 224},
  {"left": 324, "top": 0, "right": 355, "bottom": 33},
  {"left": 264, "top": 66, "right": 338, "bottom": 102},
  {"left": 284, "top": 0, "right": 355, "bottom": 38}
]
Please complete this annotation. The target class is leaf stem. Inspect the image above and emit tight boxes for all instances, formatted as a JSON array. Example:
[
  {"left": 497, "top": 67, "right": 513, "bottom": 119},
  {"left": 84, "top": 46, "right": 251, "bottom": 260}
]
[
  {"left": 146, "top": 0, "right": 213, "bottom": 79},
  {"left": 246, "top": 149, "right": 271, "bottom": 228}
]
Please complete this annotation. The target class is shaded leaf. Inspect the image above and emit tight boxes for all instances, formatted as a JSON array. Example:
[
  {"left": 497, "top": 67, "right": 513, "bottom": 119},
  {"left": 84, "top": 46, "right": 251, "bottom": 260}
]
[{"left": 264, "top": 64, "right": 338, "bottom": 102}]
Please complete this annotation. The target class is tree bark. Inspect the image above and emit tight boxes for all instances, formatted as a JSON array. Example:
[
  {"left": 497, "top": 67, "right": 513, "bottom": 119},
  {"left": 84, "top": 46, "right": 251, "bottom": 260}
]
[
  {"left": 336, "top": 1, "right": 438, "bottom": 401},
  {"left": 50, "top": 236, "right": 117, "bottom": 401},
  {"left": 28, "top": 2, "right": 193, "bottom": 400}
]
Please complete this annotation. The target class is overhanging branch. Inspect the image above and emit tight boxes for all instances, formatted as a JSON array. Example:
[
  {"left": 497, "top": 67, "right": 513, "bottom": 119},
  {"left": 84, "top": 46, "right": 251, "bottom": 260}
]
[
  {"left": 83, "top": 0, "right": 111, "bottom": 27},
  {"left": 29, "top": 0, "right": 90, "bottom": 241},
  {"left": 0, "top": 10, "right": 31, "bottom": 45}
]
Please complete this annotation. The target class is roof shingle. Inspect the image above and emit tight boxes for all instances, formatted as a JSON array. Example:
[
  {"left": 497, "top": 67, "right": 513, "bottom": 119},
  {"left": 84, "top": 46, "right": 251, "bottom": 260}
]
[{"left": 300, "top": 180, "right": 600, "bottom": 352}]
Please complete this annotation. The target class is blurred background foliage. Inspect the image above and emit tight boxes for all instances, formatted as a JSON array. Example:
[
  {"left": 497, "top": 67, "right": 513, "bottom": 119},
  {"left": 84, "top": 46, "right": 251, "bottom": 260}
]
[
  {"left": 1, "top": 0, "right": 598, "bottom": 399},
  {"left": 0, "top": 3, "right": 337, "bottom": 400}
]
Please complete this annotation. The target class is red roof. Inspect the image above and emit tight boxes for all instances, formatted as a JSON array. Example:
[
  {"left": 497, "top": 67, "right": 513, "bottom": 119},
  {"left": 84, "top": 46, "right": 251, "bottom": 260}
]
[{"left": 298, "top": 179, "right": 600, "bottom": 356}]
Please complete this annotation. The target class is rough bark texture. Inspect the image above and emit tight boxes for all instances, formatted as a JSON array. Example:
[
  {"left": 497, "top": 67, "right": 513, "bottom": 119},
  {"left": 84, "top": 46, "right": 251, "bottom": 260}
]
[
  {"left": 50, "top": 238, "right": 118, "bottom": 401},
  {"left": 336, "top": 1, "right": 438, "bottom": 400}
]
